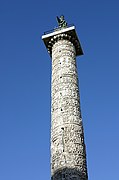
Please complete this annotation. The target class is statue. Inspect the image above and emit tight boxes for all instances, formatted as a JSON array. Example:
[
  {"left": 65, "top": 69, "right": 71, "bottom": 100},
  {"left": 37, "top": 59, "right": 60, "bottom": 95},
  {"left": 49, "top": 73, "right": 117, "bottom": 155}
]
[{"left": 56, "top": 15, "right": 67, "bottom": 28}]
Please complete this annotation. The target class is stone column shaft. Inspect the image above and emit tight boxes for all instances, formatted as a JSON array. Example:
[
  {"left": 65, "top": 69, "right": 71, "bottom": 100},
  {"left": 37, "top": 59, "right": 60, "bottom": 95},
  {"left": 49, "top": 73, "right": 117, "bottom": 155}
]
[{"left": 42, "top": 26, "right": 88, "bottom": 180}]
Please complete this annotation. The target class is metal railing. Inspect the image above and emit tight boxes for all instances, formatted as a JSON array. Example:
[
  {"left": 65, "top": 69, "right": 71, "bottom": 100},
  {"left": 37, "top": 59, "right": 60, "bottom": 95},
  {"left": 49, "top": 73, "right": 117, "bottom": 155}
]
[{"left": 44, "top": 24, "right": 75, "bottom": 35}]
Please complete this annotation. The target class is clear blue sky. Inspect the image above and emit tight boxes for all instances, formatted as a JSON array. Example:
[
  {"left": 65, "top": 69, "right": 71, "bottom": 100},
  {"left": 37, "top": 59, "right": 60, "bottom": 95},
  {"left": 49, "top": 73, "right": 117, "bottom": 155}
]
[{"left": 0, "top": 0, "right": 119, "bottom": 179}]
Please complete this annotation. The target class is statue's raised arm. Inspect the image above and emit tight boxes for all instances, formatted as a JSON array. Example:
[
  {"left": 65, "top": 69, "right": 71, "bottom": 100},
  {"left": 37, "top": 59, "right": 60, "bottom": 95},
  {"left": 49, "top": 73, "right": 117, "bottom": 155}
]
[{"left": 56, "top": 15, "right": 67, "bottom": 28}]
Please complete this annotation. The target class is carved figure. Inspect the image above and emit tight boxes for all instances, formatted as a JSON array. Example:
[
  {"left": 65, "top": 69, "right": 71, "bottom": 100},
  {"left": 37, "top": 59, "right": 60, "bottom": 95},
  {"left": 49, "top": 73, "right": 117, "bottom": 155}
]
[{"left": 56, "top": 15, "right": 67, "bottom": 28}]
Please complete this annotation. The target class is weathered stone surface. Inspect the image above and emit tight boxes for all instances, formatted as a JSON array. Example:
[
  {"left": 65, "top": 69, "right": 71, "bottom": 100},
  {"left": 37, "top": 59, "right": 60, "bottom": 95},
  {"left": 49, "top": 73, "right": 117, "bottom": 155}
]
[{"left": 51, "top": 37, "right": 88, "bottom": 180}]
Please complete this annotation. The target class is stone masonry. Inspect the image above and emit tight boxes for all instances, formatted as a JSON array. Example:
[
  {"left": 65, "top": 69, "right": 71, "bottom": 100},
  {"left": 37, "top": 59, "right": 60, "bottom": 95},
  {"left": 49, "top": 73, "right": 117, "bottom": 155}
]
[{"left": 42, "top": 26, "right": 88, "bottom": 180}]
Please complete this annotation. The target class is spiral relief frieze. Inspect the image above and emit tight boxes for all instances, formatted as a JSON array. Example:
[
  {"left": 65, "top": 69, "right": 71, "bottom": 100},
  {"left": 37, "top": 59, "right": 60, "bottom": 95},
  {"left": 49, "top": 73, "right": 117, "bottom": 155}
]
[{"left": 51, "top": 38, "right": 88, "bottom": 180}]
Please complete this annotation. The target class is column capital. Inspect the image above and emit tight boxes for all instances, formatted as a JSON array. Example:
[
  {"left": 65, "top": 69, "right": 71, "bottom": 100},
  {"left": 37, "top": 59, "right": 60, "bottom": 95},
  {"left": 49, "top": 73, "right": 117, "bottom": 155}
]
[{"left": 42, "top": 26, "right": 83, "bottom": 57}]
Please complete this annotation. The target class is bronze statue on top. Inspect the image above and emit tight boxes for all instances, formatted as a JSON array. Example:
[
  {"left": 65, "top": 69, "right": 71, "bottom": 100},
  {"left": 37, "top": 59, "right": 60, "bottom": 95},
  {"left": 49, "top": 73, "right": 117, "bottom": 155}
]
[{"left": 56, "top": 15, "right": 67, "bottom": 28}]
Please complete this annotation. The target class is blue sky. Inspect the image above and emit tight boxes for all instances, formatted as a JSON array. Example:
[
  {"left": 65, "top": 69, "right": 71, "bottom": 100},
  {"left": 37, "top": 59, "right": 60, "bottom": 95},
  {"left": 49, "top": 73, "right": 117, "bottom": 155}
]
[{"left": 0, "top": 0, "right": 119, "bottom": 179}]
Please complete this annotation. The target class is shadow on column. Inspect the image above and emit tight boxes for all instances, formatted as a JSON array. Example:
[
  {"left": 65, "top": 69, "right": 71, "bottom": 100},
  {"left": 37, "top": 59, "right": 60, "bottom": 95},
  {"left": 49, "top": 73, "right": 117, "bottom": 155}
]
[{"left": 51, "top": 167, "right": 88, "bottom": 180}]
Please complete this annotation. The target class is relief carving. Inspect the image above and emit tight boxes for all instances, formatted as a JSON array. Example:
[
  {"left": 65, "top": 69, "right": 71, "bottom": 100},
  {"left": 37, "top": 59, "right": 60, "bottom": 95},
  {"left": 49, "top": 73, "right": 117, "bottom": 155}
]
[{"left": 51, "top": 38, "right": 88, "bottom": 180}]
